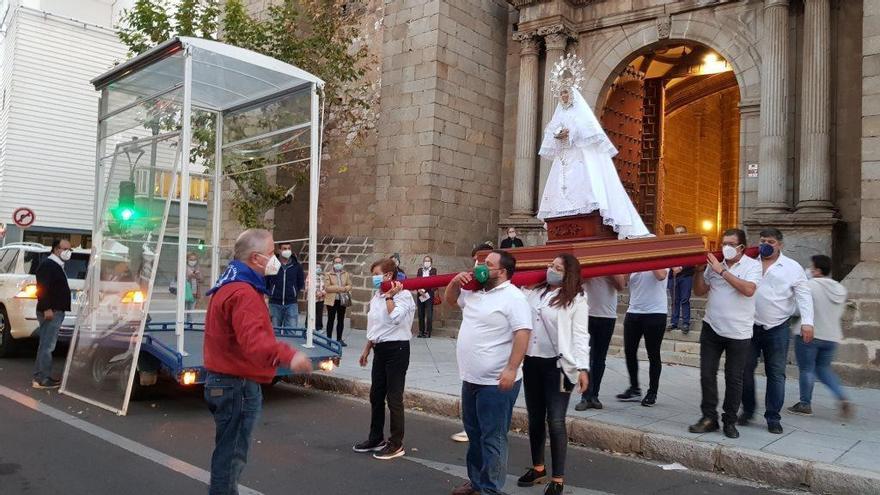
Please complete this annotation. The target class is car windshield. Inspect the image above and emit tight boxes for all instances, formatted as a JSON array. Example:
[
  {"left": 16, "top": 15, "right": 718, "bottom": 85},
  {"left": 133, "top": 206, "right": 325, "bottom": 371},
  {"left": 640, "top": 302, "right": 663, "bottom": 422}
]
[{"left": 24, "top": 251, "right": 90, "bottom": 279}]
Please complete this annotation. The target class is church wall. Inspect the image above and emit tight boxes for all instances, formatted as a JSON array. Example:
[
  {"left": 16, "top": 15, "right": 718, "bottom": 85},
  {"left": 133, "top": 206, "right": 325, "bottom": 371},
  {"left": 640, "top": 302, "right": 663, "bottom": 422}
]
[{"left": 832, "top": 0, "right": 864, "bottom": 277}]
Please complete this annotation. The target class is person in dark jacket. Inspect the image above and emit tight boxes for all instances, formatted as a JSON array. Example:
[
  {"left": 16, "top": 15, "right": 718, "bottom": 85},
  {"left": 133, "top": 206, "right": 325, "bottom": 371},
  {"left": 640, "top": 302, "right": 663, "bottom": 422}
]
[
  {"left": 667, "top": 226, "right": 694, "bottom": 333},
  {"left": 204, "top": 229, "right": 312, "bottom": 494},
  {"left": 33, "top": 239, "right": 72, "bottom": 389},
  {"left": 500, "top": 227, "right": 525, "bottom": 249},
  {"left": 266, "top": 242, "right": 304, "bottom": 329},
  {"left": 414, "top": 255, "right": 437, "bottom": 338}
]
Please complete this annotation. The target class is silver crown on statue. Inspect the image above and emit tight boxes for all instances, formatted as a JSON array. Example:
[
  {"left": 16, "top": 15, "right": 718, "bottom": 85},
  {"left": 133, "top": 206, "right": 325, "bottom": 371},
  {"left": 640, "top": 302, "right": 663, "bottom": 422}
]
[{"left": 549, "top": 53, "right": 585, "bottom": 99}]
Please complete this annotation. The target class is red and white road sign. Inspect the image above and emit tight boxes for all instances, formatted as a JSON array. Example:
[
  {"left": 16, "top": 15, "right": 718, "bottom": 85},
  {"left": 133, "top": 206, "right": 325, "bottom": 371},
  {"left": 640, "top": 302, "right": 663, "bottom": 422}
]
[{"left": 12, "top": 207, "right": 36, "bottom": 228}]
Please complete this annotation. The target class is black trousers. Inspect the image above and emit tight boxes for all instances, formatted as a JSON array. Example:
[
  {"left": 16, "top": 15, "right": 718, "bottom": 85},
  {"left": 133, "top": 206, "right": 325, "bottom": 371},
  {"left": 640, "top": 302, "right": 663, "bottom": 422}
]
[
  {"left": 523, "top": 356, "right": 572, "bottom": 478},
  {"left": 315, "top": 301, "right": 324, "bottom": 331},
  {"left": 417, "top": 298, "right": 434, "bottom": 337},
  {"left": 369, "top": 341, "right": 410, "bottom": 447},
  {"left": 623, "top": 313, "right": 667, "bottom": 395},
  {"left": 326, "top": 300, "right": 346, "bottom": 341},
  {"left": 582, "top": 316, "right": 616, "bottom": 400},
  {"left": 699, "top": 322, "right": 750, "bottom": 425}
]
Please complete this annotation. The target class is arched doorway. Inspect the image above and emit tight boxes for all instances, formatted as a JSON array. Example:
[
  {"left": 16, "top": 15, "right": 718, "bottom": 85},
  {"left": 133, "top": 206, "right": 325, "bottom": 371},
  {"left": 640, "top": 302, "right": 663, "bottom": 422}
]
[{"left": 598, "top": 42, "right": 741, "bottom": 247}]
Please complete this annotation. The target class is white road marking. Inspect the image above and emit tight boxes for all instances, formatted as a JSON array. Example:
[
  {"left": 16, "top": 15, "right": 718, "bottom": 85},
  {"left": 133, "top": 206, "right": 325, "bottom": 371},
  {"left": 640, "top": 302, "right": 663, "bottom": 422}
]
[
  {"left": 403, "top": 455, "right": 615, "bottom": 495},
  {"left": 0, "top": 384, "right": 263, "bottom": 495}
]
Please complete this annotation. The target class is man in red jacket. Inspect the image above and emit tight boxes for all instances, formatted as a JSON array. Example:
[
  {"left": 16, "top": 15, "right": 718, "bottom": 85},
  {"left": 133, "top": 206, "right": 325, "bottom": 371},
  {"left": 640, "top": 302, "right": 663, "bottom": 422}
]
[{"left": 203, "top": 228, "right": 312, "bottom": 495}]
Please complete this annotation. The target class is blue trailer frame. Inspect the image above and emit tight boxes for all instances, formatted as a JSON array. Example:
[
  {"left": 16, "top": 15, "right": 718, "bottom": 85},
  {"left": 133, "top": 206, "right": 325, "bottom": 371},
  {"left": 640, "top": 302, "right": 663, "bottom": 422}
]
[{"left": 137, "top": 323, "right": 342, "bottom": 386}]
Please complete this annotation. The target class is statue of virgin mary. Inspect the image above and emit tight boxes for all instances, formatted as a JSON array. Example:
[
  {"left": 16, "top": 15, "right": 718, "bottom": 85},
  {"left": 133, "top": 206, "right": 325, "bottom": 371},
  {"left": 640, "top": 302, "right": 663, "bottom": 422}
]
[{"left": 537, "top": 54, "right": 650, "bottom": 240}]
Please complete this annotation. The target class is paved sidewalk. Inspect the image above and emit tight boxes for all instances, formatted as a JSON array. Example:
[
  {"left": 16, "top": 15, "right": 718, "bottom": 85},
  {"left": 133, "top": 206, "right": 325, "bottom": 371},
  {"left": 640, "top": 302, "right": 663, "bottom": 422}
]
[{"left": 306, "top": 328, "right": 880, "bottom": 492}]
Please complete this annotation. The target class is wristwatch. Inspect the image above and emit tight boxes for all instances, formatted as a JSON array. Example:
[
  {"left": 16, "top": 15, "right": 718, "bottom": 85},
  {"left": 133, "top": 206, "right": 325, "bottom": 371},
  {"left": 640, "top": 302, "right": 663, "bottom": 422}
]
[
  {"left": 385, "top": 296, "right": 394, "bottom": 301},
  {"left": 720, "top": 268, "right": 728, "bottom": 276}
]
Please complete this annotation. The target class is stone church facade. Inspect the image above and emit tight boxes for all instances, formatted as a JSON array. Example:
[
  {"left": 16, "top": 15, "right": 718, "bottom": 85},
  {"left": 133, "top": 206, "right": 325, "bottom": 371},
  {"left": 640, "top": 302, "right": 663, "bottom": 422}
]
[{"left": 247, "top": 0, "right": 880, "bottom": 385}]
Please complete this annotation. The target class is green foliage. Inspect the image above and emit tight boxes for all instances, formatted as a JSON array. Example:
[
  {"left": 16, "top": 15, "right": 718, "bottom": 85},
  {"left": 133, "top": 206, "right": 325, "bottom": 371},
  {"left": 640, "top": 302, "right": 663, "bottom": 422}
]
[{"left": 117, "top": 0, "right": 376, "bottom": 228}]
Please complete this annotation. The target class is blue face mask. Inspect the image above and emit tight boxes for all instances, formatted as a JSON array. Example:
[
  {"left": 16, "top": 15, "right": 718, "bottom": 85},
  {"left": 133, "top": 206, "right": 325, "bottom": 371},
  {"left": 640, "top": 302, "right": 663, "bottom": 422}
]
[
  {"left": 759, "top": 243, "right": 775, "bottom": 258},
  {"left": 372, "top": 274, "right": 383, "bottom": 289}
]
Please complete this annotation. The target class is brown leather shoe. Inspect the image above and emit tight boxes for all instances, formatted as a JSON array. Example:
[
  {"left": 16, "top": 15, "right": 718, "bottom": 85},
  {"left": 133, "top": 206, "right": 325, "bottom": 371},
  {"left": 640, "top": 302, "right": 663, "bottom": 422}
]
[{"left": 451, "top": 481, "right": 478, "bottom": 495}]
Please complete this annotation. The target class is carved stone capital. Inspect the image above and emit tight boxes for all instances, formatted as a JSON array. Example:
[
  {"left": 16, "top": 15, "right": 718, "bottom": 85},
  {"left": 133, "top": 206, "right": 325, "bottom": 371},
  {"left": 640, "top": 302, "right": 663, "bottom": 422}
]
[
  {"left": 513, "top": 31, "right": 541, "bottom": 55},
  {"left": 765, "top": 0, "right": 789, "bottom": 8},
  {"left": 538, "top": 24, "right": 572, "bottom": 51},
  {"left": 657, "top": 16, "right": 671, "bottom": 39}
]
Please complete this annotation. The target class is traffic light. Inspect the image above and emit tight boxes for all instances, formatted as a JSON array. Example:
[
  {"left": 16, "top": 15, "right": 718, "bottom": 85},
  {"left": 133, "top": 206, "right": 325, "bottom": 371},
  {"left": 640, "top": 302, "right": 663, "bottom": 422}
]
[{"left": 112, "top": 181, "right": 139, "bottom": 224}]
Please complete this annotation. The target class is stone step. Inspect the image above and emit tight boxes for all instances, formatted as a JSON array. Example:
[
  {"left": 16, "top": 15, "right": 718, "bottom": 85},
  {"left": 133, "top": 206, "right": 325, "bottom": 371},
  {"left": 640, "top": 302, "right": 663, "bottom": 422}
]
[{"left": 607, "top": 345, "right": 803, "bottom": 380}]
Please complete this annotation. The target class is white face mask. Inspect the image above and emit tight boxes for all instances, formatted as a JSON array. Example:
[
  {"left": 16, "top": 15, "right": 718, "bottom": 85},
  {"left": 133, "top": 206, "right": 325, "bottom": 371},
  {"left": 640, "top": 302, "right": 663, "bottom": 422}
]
[
  {"left": 423, "top": 261, "right": 431, "bottom": 269},
  {"left": 805, "top": 268, "right": 814, "bottom": 280},
  {"left": 508, "top": 232, "right": 516, "bottom": 239},
  {"left": 59, "top": 249, "right": 72, "bottom": 262},
  {"left": 187, "top": 260, "right": 197, "bottom": 267},
  {"left": 280, "top": 249, "right": 292, "bottom": 259},
  {"left": 721, "top": 244, "right": 740, "bottom": 261},
  {"left": 260, "top": 254, "right": 281, "bottom": 276}
]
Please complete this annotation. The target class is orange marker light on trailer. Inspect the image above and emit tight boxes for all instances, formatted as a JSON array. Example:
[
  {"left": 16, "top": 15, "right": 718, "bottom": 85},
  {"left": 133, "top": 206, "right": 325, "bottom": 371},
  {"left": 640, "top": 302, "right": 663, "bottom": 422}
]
[{"left": 182, "top": 370, "right": 197, "bottom": 385}]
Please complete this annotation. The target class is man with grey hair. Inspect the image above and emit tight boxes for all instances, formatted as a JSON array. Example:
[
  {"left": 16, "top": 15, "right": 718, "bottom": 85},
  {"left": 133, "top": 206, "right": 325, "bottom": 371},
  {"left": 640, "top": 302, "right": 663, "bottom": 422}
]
[{"left": 204, "top": 228, "right": 312, "bottom": 494}]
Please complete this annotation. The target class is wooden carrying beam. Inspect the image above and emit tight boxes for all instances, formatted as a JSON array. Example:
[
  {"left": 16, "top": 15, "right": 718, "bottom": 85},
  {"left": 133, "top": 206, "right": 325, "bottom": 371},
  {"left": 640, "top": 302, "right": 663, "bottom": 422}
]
[{"left": 380, "top": 236, "right": 756, "bottom": 292}]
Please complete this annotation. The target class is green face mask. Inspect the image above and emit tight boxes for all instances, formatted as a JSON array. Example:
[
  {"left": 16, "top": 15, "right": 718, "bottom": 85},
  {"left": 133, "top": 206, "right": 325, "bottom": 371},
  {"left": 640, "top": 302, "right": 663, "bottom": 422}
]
[{"left": 474, "top": 264, "right": 490, "bottom": 284}]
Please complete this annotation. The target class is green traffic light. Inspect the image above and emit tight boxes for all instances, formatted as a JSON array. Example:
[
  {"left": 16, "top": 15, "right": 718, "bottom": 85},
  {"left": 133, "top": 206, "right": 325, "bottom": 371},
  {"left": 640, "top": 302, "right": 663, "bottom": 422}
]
[{"left": 120, "top": 208, "right": 135, "bottom": 221}]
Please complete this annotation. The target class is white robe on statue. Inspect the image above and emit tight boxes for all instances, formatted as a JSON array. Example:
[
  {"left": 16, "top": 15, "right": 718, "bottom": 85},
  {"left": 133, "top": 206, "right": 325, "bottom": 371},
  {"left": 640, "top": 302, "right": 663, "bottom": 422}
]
[{"left": 537, "top": 90, "right": 650, "bottom": 240}]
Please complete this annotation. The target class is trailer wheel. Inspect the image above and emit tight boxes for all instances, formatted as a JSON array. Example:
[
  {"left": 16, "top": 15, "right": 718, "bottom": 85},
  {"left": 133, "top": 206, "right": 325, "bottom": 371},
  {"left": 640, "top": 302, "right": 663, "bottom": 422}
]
[{"left": 0, "top": 307, "right": 16, "bottom": 358}]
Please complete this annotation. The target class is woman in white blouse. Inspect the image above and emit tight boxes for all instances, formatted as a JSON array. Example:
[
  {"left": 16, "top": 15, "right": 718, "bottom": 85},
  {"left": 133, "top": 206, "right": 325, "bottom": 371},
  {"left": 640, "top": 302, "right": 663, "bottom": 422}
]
[
  {"left": 517, "top": 254, "right": 590, "bottom": 495},
  {"left": 353, "top": 258, "right": 416, "bottom": 461}
]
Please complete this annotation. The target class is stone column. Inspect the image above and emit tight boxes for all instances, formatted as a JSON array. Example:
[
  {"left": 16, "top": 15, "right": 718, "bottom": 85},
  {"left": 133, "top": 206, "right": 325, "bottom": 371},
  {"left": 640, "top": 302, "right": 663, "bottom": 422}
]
[
  {"left": 756, "top": 0, "right": 790, "bottom": 213},
  {"left": 538, "top": 25, "right": 570, "bottom": 196},
  {"left": 511, "top": 31, "right": 541, "bottom": 217},
  {"left": 796, "top": 0, "right": 834, "bottom": 214}
]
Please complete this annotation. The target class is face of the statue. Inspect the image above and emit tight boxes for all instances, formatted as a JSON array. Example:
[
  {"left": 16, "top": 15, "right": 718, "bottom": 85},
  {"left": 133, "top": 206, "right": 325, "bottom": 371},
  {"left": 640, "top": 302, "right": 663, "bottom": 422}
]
[{"left": 560, "top": 88, "right": 572, "bottom": 107}]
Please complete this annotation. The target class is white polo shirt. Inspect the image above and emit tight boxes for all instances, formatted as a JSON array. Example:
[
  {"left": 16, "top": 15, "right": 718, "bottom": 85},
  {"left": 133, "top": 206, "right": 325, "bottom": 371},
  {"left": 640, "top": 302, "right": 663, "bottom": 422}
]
[
  {"left": 754, "top": 254, "right": 814, "bottom": 329},
  {"left": 583, "top": 277, "right": 618, "bottom": 318},
  {"left": 366, "top": 289, "right": 416, "bottom": 343},
  {"left": 457, "top": 281, "right": 532, "bottom": 385},
  {"left": 627, "top": 270, "right": 669, "bottom": 315},
  {"left": 703, "top": 255, "right": 763, "bottom": 340}
]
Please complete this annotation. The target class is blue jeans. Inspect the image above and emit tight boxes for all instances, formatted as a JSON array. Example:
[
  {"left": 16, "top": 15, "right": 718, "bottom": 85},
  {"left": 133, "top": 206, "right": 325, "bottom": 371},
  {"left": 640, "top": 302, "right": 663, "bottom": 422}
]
[
  {"left": 741, "top": 322, "right": 790, "bottom": 424},
  {"left": 794, "top": 336, "right": 847, "bottom": 405},
  {"left": 668, "top": 275, "right": 692, "bottom": 327},
  {"left": 205, "top": 372, "right": 262, "bottom": 495},
  {"left": 268, "top": 303, "right": 299, "bottom": 329},
  {"left": 462, "top": 380, "right": 521, "bottom": 494},
  {"left": 33, "top": 310, "right": 64, "bottom": 381}
]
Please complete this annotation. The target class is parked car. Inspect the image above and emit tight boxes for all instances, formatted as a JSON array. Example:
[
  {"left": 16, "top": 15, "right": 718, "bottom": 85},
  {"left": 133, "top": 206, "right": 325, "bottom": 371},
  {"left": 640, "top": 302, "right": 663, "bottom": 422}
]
[{"left": 0, "top": 242, "right": 143, "bottom": 357}]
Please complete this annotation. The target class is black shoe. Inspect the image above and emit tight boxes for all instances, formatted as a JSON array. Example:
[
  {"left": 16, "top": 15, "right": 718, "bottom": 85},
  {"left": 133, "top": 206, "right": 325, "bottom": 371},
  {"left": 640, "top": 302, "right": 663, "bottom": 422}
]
[
  {"left": 723, "top": 423, "right": 740, "bottom": 438},
  {"left": 517, "top": 468, "right": 546, "bottom": 487},
  {"left": 589, "top": 397, "right": 603, "bottom": 409},
  {"left": 340, "top": 340, "right": 348, "bottom": 347},
  {"left": 616, "top": 387, "right": 642, "bottom": 402},
  {"left": 32, "top": 377, "right": 60, "bottom": 389},
  {"left": 682, "top": 324, "right": 690, "bottom": 335},
  {"left": 353, "top": 439, "right": 387, "bottom": 453},
  {"left": 641, "top": 392, "right": 657, "bottom": 407},
  {"left": 575, "top": 397, "right": 602, "bottom": 411},
  {"left": 688, "top": 417, "right": 719, "bottom": 433},
  {"left": 417, "top": 333, "right": 426, "bottom": 338},
  {"left": 667, "top": 324, "right": 678, "bottom": 331},
  {"left": 544, "top": 481, "right": 564, "bottom": 495},
  {"left": 787, "top": 402, "right": 813, "bottom": 416},
  {"left": 373, "top": 443, "right": 405, "bottom": 460},
  {"left": 736, "top": 413, "right": 752, "bottom": 426},
  {"left": 767, "top": 423, "right": 784, "bottom": 434}
]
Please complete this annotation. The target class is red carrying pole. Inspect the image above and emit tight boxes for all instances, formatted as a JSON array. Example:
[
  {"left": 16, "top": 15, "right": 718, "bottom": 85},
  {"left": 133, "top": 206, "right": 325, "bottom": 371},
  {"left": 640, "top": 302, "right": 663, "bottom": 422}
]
[{"left": 382, "top": 247, "right": 758, "bottom": 292}]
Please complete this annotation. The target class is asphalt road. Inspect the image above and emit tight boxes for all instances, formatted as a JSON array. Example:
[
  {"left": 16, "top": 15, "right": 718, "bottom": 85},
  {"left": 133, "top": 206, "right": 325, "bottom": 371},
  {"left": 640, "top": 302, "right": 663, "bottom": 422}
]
[{"left": 0, "top": 352, "right": 797, "bottom": 495}]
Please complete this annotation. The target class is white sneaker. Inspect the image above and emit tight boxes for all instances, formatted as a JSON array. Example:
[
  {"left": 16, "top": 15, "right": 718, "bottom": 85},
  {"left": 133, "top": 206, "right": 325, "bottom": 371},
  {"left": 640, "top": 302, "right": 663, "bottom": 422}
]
[{"left": 451, "top": 430, "right": 468, "bottom": 442}]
